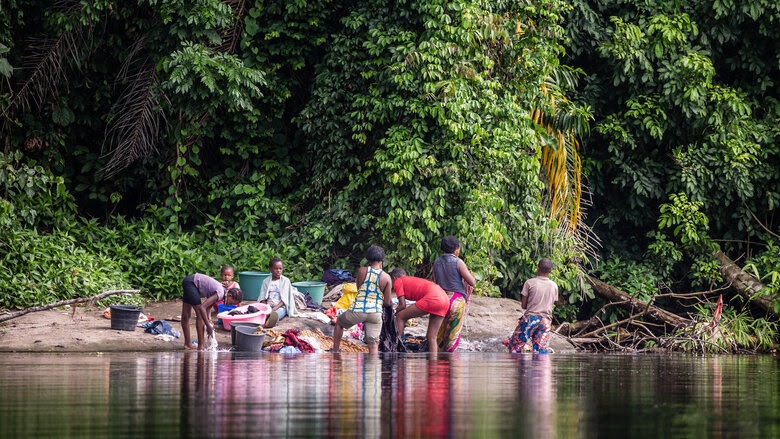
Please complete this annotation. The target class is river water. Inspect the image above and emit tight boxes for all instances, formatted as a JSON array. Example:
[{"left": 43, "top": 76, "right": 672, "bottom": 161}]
[{"left": 1, "top": 352, "right": 778, "bottom": 438}]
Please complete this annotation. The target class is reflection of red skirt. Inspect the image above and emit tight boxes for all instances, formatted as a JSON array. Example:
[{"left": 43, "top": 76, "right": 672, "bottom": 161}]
[{"left": 414, "top": 287, "right": 449, "bottom": 317}]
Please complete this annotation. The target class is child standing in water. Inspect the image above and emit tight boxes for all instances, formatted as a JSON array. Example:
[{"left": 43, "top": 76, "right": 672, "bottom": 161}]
[
  {"left": 181, "top": 273, "right": 243, "bottom": 350},
  {"left": 504, "top": 258, "right": 559, "bottom": 354},
  {"left": 433, "top": 235, "right": 476, "bottom": 352},
  {"left": 258, "top": 258, "right": 299, "bottom": 328},
  {"left": 332, "top": 245, "right": 392, "bottom": 354}
]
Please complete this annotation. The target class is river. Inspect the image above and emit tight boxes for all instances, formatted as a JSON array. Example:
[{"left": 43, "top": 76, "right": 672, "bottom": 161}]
[{"left": 1, "top": 352, "right": 778, "bottom": 438}]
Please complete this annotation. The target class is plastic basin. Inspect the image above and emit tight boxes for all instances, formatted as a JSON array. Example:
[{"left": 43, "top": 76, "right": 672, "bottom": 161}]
[
  {"left": 230, "top": 322, "right": 261, "bottom": 346},
  {"left": 238, "top": 271, "right": 271, "bottom": 301},
  {"left": 292, "top": 281, "right": 328, "bottom": 304},
  {"left": 216, "top": 303, "right": 271, "bottom": 331},
  {"left": 235, "top": 326, "right": 266, "bottom": 352}
]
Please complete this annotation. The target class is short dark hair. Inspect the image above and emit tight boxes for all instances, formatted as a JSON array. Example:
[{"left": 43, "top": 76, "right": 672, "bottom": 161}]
[
  {"left": 389, "top": 268, "right": 407, "bottom": 281},
  {"left": 365, "top": 245, "right": 385, "bottom": 263},
  {"left": 538, "top": 258, "right": 553, "bottom": 274},
  {"left": 268, "top": 257, "right": 283, "bottom": 268},
  {"left": 441, "top": 235, "right": 460, "bottom": 254},
  {"left": 227, "top": 287, "right": 243, "bottom": 302},
  {"left": 221, "top": 265, "right": 234, "bottom": 274}
]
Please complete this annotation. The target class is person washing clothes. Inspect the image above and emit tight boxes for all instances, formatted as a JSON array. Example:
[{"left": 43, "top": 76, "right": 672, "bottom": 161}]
[
  {"left": 389, "top": 268, "right": 449, "bottom": 353},
  {"left": 181, "top": 273, "right": 243, "bottom": 350},
  {"left": 433, "top": 235, "right": 476, "bottom": 352},
  {"left": 332, "top": 245, "right": 393, "bottom": 354},
  {"left": 259, "top": 258, "right": 299, "bottom": 328}
]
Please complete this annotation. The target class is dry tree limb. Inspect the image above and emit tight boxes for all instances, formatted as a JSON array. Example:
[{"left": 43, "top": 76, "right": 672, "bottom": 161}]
[
  {"left": 715, "top": 250, "right": 778, "bottom": 317},
  {"left": 579, "top": 311, "right": 651, "bottom": 338},
  {"left": 587, "top": 276, "right": 692, "bottom": 328},
  {"left": 0, "top": 290, "right": 140, "bottom": 324}
]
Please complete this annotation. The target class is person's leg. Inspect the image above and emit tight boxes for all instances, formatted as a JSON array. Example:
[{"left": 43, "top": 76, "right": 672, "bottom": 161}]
[
  {"left": 332, "top": 323, "right": 344, "bottom": 352},
  {"left": 333, "top": 311, "right": 360, "bottom": 352},
  {"left": 181, "top": 274, "right": 200, "bottom": 349},
  {"left": 438, "top": 294, "right": 467, "bottom": 352},
  {"left": 193, "top": 304, "right": 207, "bottom": 350},
  {"left": 395, "top": 304, "right": 426, "bottom": 338},
  {"left": 530, "top": 317, "right": 552, "bottom": 354},
  {"left": 426, "top": 314, "right": 445, "bottom": 354},
  {"left": 503, "top": 315, "right": 530, "bottom": 353},
  {"left": 363, "top": 313, "right": 383, "bottom": 355},
  {"left": 181, "top": 302, "right": 195, "bottom": 349},
  {"left": 264, "top": 311, "right": 279, "bottom": 328}
]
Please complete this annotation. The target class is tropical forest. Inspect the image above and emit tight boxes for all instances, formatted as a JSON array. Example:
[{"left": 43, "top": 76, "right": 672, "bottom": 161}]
[{"left": 1, "top": 0, "right": 778, "bottom": 353}]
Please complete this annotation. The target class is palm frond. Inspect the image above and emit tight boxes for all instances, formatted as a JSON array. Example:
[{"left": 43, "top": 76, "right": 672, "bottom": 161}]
[
  {"left": 216, "top": 0, "right": 248, "bottom": 55},
  {"left": 532, "top": 66, "right": 601, "bottom": 263},
  {"left": 1, "top": 27, "right": 85, "bottom": 122},
  {"left": 99, "top": 67, "right": 165, "bottom": 178}
]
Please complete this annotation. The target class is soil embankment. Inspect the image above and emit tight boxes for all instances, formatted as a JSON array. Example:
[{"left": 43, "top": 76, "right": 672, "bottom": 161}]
[{"left": 0, "top": 296, "right": 575, "bottom": 353}]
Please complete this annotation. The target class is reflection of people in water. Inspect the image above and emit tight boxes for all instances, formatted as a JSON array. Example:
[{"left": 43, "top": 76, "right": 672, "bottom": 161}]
[
  {"left": 517, "top": 354, "right": 555, "bottom": 439},
  {"left": 391, "top": 356, "right": 452, "bottom": 437},
  {"left": 180, "top": 354, "right": 220, "bottom": 437},
  {"left": 324, "top": 354, "right": 384, "bottom": 437}
]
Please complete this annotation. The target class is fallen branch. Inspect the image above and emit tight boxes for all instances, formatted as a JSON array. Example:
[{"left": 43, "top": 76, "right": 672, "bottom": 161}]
[
  {"left": 0, "top": 290, "right": 140, "bottom": 324},
  {"left": 587, "top": 276, "right": 692, "bottom": 329},
  {"left": 715, "top": 250, "right": 778, "bottom": 317}
]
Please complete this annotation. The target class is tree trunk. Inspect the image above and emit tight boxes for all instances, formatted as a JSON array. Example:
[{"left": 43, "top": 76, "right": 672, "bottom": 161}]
[
  {"left": 0, "top": 290, "right": 140, "bottom": 324},
  {"left": 587, "top": 277, "right": 691, "bottom": 329},
  {"left": 715, "top": 250, "right": 778, "bottom": 317}
]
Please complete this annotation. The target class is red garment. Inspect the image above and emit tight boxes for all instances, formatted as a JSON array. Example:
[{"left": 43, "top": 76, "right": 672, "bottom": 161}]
[
  {"left": 282, "top": 328, "right": 315, "bottom": 353},
  {"left": 393, "top": 276, "right": 449, "bottom": 317}
]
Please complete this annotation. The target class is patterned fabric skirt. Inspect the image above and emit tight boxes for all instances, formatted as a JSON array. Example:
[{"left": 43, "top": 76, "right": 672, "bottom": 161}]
[
  {"left": 503, "top": 315, "right": 551, "bottom": 354},
  {"left": 437, "top": 292, "right": 468, "bottom": 352}
]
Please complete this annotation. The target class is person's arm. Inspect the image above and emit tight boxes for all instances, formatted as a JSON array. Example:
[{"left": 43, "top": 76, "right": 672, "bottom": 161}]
[
  {"left": 198, "top": 295, "right": 220, "bottom": 334},
  {"left": 380, "top": 272, "right": 393, "bottom": 307},
  {"left": 355, "top": 266, "right": 367, "bottom": 287},
  {"left": 201, "top": 293, "right": 221, "bottom": 311},
  {"left": 394, "top": 279, "right": 406, "bottom": 312},
  {"left": 457, "top": 259, "right": 476, "bottom": 296},
  {"left": 520, "top": 280, "right": 530, "bottom": 310}
]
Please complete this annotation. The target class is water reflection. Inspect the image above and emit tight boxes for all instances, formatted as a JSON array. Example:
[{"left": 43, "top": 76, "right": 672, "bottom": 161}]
[
  {"left": 516, "top": 354, "right": 554, "bottom": 439},
  {"left": 1, "top": 353, "right": 780, "bottom": 438}
]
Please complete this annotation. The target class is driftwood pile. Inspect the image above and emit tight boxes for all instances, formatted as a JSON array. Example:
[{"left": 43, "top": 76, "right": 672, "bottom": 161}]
[{"left": 557, "top": 251, "right": 779, "bottom": 353}]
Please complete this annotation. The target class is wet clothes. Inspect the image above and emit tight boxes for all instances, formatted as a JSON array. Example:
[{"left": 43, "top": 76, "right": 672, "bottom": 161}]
[{"left": 379, "top": 305, "right": 407, "bottom": 353}]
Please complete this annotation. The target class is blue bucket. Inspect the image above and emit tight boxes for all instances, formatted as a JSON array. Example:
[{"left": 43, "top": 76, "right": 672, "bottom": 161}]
[{"left": 238, "top": 271, "right": 270, "bottom": 301}]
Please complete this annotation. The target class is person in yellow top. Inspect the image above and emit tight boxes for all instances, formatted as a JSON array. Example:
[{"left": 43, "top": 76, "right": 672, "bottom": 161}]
[{"left": 332, "top": 245, "right": 392, "bottom": 354}]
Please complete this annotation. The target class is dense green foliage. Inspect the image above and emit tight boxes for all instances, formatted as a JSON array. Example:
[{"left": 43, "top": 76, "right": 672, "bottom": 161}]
[
  {"left": 2, "top": 0, "right": 779, "bottom": 352},
  {"left": 565, "top": 0, "right": 780, "bottom": 348},
  {"left": 1, "top": 0, "right": 584, "bottom": 310}
]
